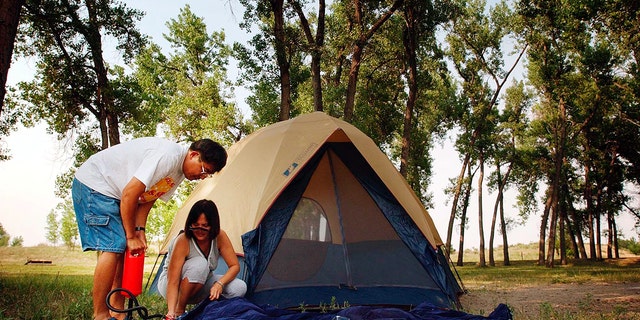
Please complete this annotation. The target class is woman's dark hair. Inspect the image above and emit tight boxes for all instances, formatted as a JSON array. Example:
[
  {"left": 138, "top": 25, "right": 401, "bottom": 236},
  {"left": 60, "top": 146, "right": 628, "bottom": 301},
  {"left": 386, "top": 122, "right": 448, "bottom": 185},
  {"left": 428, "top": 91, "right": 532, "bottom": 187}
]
[
  {"left": 184, "top": 199, "right": 221, "bottom": 240},
  {"left": 190, "top": 139, "right": 227, "bottom": 173}
]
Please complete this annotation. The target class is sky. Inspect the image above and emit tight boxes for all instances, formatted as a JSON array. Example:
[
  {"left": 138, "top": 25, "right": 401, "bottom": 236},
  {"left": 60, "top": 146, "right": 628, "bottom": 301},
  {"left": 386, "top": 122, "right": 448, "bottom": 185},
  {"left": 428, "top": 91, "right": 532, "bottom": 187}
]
[{"left": 1, "top": 1, "right": 638, "bottom": 249}]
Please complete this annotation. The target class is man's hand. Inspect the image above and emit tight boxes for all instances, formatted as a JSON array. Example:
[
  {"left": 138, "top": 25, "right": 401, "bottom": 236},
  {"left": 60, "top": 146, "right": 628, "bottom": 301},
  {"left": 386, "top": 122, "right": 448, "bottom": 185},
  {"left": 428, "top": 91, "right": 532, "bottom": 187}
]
[{"left": 126, "top": 237, "right": 146, "bottom": 255}]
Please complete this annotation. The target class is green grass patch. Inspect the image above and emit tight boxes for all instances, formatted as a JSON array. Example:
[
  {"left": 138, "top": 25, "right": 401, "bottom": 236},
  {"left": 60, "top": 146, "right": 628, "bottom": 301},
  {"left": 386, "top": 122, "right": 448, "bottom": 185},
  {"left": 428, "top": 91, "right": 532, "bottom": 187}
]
[
  {"left": 0, "top": 273, "right": 93, "bottom": 319},
  {"left": 0, "top": 246, "right": 166, "bottom": 319},
  {"left": 454, "top": 258, "right": 640, "bottom": 289}
]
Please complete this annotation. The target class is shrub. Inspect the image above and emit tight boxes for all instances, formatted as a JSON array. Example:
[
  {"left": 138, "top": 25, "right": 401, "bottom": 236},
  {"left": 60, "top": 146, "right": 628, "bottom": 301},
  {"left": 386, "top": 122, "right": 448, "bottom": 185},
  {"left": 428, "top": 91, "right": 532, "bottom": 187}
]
[{"left": 618, "top": 238, "right": 640, "bottom": 255}]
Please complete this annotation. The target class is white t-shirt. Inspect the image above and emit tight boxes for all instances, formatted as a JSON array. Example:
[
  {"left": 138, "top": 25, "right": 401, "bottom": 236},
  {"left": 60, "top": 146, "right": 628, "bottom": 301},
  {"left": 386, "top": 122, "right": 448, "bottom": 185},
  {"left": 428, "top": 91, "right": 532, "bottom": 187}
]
[{"left": 75, "top": 137, "right": 187, "bottom": 203}]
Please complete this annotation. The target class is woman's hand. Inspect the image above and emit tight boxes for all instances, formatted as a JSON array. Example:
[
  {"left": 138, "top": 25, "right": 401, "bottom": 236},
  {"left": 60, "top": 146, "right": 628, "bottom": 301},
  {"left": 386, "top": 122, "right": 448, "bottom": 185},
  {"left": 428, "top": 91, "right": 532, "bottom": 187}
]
[{"left": 209, "top": 281, "right": 224, "bottom": 300}]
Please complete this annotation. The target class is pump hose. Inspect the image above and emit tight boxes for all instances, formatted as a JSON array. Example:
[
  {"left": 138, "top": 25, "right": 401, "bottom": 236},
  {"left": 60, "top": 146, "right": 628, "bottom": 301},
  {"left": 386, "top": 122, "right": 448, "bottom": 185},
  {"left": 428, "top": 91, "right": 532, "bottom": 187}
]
[{"left": 106, "top": 288, "right": 164, "bottom": 319}]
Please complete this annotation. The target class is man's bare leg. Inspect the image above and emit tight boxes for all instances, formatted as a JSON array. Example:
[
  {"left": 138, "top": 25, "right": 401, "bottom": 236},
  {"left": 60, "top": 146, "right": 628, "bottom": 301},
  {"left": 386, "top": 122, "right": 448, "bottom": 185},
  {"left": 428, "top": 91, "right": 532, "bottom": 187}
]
[
  {"left": 108, "top": 254, "right": 125, "bottom": 320},
  {"left": 93, "top": 251, "right": 120, "bottom": 320}
]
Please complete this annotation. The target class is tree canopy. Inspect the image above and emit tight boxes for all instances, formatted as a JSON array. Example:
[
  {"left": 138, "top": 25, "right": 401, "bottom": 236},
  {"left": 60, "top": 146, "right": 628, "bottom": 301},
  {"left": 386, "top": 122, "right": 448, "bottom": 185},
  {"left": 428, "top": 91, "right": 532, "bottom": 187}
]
[{"left": 0, "top": 0, "right": 638, "bottom": 263}]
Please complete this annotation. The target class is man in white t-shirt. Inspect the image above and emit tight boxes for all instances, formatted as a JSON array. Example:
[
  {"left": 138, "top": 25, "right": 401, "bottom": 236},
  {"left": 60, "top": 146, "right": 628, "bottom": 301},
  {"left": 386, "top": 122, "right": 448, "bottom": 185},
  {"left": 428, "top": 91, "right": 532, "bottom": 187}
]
[{"left": 72, "top": 137, "right": 227, "bottom": 320}]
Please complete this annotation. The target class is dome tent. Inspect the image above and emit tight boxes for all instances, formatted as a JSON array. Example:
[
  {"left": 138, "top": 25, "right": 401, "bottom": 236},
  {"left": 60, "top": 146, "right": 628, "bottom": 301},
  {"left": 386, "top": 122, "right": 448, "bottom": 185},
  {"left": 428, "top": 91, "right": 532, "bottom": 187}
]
[{"left": 158, "top": 111, "right": 464, "bottom": 309}]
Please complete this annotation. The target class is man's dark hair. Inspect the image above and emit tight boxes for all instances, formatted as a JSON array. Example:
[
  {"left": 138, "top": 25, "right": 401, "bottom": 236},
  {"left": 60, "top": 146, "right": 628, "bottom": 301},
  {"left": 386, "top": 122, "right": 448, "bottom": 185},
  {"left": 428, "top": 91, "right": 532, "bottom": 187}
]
[{"left": 190, "top": 139, "right": 227, "bottom": 173}]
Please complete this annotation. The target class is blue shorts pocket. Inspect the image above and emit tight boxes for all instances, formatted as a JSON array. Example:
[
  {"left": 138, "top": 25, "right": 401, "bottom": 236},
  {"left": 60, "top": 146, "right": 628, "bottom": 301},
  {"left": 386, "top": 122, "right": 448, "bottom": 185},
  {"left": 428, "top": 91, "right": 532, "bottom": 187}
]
[{"left": 86, "top": 215, "right": 110, "bottom": 226}]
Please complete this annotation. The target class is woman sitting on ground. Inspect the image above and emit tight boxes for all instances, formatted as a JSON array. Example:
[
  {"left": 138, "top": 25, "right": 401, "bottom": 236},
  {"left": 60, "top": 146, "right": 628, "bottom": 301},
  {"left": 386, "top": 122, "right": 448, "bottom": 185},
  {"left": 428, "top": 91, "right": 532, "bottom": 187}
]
[{"left": 157, "top": 199, "right": 247, "bottom": 320}]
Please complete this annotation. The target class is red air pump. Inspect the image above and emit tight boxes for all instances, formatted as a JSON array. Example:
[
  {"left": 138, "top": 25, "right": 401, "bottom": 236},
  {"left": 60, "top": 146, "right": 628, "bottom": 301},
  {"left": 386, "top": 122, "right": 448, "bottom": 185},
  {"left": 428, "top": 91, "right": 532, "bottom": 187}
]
[{"left": 121, "top": 248, "right": 145, "bottom": 297}]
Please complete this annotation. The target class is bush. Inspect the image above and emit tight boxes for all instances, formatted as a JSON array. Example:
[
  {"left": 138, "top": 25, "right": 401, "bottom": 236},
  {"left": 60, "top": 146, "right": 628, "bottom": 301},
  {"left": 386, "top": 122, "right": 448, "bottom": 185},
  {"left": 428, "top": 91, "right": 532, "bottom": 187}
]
[{"left": 618, "top": 238, "right": 640, "bottom": 255}]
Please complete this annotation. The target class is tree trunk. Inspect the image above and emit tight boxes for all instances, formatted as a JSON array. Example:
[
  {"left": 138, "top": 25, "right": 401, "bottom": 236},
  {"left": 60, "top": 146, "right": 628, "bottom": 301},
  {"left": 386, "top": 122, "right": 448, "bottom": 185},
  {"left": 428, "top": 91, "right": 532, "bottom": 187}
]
[
  {"left": 607, "top": 209, "right": 614, "bottom": 259},
  {"left": 613, "top": 217, "right": 619, "bottom": 259},
  {"left": 538, "top": 194, "right": 552, "bottom": 265},
  {"left": 558, "top": 180, "right": 568, "bottom": 265},
  {"left": 447, "top": 154, "right": 470, "bottom": 251},
  {"left": 489, "top": 198, "right": 497, "bottom": 266},
  {"left": 107, "top": 111, "right": 120, "bottom": 146},
  {"left": 559, "top": 203, "right": 567, "bottom": 265},
  {"left": 343, "top": 41, "right": 361, "bottom": 121},
  {"left": 456, "top": 165, "right": 473, "bottom": 266},
  {"left": 331, "top": 44, "right": 347, "bottom": 87},
  {"left": 576, "top": 219, "right": 588, "bottom": 259},
  {"left": 477, "top": 151, "right": 486, "bottom": 267},
  {"left": 584, "top": 144, "right": 598, "bottom": 260},
  {"left": 607, "top": 148, "right": 620, "bottom": 260},
  {"left": 99, "top": 111, "right": 109, "bottom": 150},
  {"left": 588, "top": 200, "right": 596, "bottom": 259},
  {"left": 489, "top": 164, "right": 502, "bottom": 267},
  {"left": 456, "top": 206, "right": 467, "bottom": 267},
  {"left": 565, "top": 214, "right": 580, "bottom": 259},
  {"left": 290, "top": 0, "right": 325, "bottom": 112},
  {"left": 85, "top": 0, "right": 120, "bottom": 146},
  {"left": 546, "top": 97, "right": 569, "bottom": 268},
  {"left": 0, "top": 0, "right": 25, "bottom": 113},
  {"left": 500, "top": 162, "right": 513, "bottom": 265},
  {"left": 565, "top": 182, "right": 588, "bottom": 259},
  {"left": 270, "top": 0, "right": 291, "bottom": 121},
  {"left": 596, "top": 213, "right": 602, "bottom": 260},
  {"left": 343, "top": 0, "right": 403, "bottom": 122},
  {"left": 500, "top": 189, "right": 510, "bottom": 266},
  {"left": 546, "top": 184, "right": 559, "bottom": 268},
  {"left": 313, "top": 0, "right": 325, "bottom": 112},
  {"left": 490, "top": 161, "right": 512, "bottom": 266},
  {"left": 399, "top": 3, "right": 418, "bottom": 177}
]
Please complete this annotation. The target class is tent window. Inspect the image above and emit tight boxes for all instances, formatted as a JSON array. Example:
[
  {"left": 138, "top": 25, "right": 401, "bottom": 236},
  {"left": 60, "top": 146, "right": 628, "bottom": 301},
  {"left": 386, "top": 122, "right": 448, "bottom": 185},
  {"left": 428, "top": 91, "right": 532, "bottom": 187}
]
[{"left": 283, "top": 197, "right": 331, "bottom": 242}]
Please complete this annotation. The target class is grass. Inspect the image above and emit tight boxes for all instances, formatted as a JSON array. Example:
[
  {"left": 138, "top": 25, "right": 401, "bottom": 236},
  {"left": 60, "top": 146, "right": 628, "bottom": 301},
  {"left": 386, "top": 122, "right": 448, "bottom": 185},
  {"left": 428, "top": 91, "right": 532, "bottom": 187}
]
[
  {"left": 454, "top": 258, "right": 640, "bottom": 288},
  {"left": 454, "top": 243, "right": 640, "bottom": 286},
  {"left": 0, "top": 273, "right": 93, "bottom": 318},
  {"left": 0, "top": 246, "right": 166, "bottom": 319},
  {"left": 1, "top": 244, "right": 639, "bottom": 319}
]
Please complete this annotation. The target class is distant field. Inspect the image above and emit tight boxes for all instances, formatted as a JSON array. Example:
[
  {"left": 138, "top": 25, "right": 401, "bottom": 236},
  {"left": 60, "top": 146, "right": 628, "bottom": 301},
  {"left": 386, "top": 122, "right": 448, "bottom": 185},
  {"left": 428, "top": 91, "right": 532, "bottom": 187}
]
[
  {"left": 0, "top": 242, "right": 538, "bottom": 274},
  {"left": 1, "top": 242, "right": 634, "bottom": 276},
  {"left": 0, "top": 245, "right": 163, "bottom": 278}
]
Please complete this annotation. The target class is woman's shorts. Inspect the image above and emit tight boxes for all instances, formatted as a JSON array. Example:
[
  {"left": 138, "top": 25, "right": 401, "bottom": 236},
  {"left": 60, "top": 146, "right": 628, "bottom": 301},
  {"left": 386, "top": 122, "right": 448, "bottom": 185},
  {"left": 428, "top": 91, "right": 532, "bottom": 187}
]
[{"left": 72, "top": 178, "right": 126, "bottom": 253}]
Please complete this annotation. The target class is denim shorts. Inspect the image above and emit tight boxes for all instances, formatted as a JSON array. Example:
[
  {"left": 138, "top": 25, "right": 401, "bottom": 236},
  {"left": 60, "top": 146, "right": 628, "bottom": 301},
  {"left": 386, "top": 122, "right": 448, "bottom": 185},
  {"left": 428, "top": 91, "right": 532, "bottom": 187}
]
[{"left": 72, "top": 178, "right": 126, "bottom": 253}]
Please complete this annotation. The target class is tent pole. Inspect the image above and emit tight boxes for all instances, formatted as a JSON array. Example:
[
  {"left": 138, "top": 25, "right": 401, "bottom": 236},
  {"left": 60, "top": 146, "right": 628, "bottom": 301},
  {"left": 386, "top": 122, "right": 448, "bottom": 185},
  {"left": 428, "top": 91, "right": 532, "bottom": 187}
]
[{"left": 328, "top": 149, "right": 354, "bottom": 288}]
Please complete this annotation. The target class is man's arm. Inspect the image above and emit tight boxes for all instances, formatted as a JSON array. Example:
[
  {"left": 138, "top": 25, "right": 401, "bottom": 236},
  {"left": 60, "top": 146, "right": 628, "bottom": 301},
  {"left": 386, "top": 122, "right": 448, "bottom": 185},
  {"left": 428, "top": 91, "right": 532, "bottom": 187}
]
[
  {"left": 121, "top": 177, "right": 148, "bottom": 253},
  {"left": 134, "top": 200, "right": 155, "bottom": 249}
]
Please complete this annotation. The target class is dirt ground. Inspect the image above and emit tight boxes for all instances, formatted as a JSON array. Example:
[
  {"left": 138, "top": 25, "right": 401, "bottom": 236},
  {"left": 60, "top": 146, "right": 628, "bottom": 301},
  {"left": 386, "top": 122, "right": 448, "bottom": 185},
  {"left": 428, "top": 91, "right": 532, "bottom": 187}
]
[
  {"left": 459, "top": 258, "right": 640, "bottom": 319},
  {"left": 460, "top": 281, "right": 640, "bottom": 318}
]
